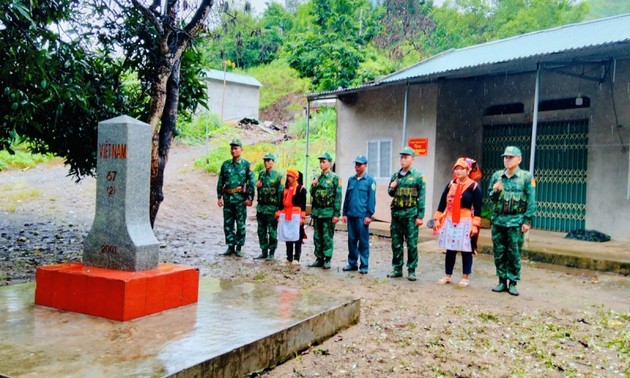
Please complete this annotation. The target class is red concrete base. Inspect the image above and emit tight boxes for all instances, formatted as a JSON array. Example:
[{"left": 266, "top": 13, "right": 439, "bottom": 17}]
[{"left": 35, "top": 262, "right": 199, "bottom": 321}]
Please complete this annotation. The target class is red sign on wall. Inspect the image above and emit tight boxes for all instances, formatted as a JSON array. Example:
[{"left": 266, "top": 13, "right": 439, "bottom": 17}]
[{"left": 408, "top": 138, "right": 428, "bottom": 156}]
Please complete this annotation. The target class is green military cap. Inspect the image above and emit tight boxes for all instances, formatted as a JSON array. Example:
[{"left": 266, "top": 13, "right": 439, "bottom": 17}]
[
  {"left": 263, "top": 153, "right": 276, "bottom": 161},
  {"left": 501, "top": 146, "right": 522, "bottom": 157},
  {"left": 399, "top": 146, "right": 416, "bottom": 156},
  {"left": 318, "top": 152, "right": 334, "bottom": 162},
  {"left": 229, "top": 139, "right": 242, "bottom": 147}
]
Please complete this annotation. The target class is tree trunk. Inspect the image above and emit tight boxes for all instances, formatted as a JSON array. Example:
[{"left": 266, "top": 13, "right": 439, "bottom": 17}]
[
  {"left": 135, "top": 0, "right": 214, "bottom": 227},
  {"left": 149, "top": 58, "right": 181, "bottom": 227}
]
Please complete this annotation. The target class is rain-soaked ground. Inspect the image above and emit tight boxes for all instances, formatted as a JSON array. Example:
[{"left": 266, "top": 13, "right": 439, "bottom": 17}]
[{"left": 1, "top": 141, "right": 629, "bottom": 377}]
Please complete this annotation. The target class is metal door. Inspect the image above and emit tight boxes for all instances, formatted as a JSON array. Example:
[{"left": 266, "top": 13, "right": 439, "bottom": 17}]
[{"left": 481, "top": 120, "right": 588, "bottom": 232}]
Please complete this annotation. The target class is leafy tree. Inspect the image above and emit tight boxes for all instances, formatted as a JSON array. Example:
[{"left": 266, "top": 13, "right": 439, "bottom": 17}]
[
  {"left": 431, "top": 0, "right": 588, "bottom": 51},
  {"left": 372, "top": 0, "right": 436, "bottom": 62},
  {"left": 490, "top": 0, "right": 589, "bottom": 39},
  {"left": 103, "top": 0, "right": 214, "bottom": 225},
  {"left": 202, "top": 2, "right": 293, "bottom": 69},
  {"left": 430, "top": 0, "right": 494, "bottom": 50},
  {"left": 1, "top": 0, "right": 214, "bottom": 225},
  {"left": 0, "top": 0, "right": 128, "bottom": 177},
  {"left": 283, "top": 0, "right": 375, "bottom": 91}
]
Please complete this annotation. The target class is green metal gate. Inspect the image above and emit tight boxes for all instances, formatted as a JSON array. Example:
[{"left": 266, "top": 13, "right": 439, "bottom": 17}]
[{"left": 481, "top": 120, "right": 588, "bottom": 232}]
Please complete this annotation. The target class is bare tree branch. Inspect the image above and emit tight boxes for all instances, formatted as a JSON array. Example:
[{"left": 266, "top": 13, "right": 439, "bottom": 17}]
[{"left": 131, "top": 0, "right": 165, "bottom": 36}]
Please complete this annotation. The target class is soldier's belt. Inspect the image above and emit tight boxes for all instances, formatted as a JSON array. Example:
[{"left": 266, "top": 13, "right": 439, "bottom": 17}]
[{"left": 223, "top": 186, "right": 243, "bottom": 194}]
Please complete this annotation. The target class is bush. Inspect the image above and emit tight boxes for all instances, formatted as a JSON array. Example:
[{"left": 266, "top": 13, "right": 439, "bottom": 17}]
[
  {"left": 177, "top": 112, "right": 228, "bottom": 144},
  {"left": 196, "top": 108, "right": 336, "bottom": 184}
]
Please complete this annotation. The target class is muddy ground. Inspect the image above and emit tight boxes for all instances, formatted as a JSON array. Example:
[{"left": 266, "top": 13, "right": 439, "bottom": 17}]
[{"left": 1, "top": 133, "right": 629, "bottom": 377}]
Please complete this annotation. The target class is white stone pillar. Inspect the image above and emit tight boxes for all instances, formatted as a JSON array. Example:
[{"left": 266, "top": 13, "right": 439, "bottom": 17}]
[{"left": 83, "top": 115, "right": 159, "bottom": 271}]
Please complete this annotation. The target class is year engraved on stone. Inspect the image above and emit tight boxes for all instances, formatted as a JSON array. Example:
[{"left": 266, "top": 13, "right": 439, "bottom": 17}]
[{"left": 100, "top": 244, "right": 117, "bottom": 254}]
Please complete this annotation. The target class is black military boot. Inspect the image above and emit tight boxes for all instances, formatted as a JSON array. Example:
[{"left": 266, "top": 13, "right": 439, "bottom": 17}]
[
  {"left": 266, "top": 250, "right": 275, "bottom": 261},
  {"left": 255, "top": 250, "right": 268, "bottom": 259},
  {"left": 222, "top": 246, "right": 235, "bottom": 256},
  {"left": 492, "top": 278, "right": 508, "bottom": 292},
  {"left": 235, "top": 246, "right": 243, "bottom": 257}
]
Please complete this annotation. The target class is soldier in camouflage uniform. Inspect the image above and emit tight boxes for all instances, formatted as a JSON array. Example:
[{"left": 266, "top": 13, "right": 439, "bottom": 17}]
[
  {"left": 217, "top": 139, "right": 255, "bottom": 257},
  {"left": 308, "top": 152, "right": 342, "bottom": 269},
  {"left": 488, "top": 146, "right": 536, "bottom": 296},
  {"left": 255, "top": 153, "right": 283, "bottom": 260},
  {"left": 387, "top": 147, "right": 426, "bottom": 281}
]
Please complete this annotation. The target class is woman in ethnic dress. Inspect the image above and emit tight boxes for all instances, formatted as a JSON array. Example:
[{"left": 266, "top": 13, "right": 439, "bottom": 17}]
[{"left": 432, "top": 157, "right": 483, "bottom": 287}]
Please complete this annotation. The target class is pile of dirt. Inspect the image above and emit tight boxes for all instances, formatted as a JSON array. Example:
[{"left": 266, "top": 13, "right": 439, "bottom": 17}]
[{"left": 259, "top": 93, "right": 306, "bottom": 126}]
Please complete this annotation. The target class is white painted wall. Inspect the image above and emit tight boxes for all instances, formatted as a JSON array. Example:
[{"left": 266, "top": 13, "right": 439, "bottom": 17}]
[
  {"left": 336, "top": 84, "right": 438, "bottom": 222},
  {"left": 206, "top": 81, "right": 260, "bottom": 121}
]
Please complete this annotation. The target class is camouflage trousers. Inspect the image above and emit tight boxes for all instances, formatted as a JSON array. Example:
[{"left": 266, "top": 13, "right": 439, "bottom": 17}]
[
  {"left": 223, "top": 202, "right": 247, "bottom": 247},
  {"left": 312, "top": 216, "right": 335, "bottom": 261},
  {"left": 491, "top": 224, "right": 523, "bottom": 281},
  {"left": 390, "top": 215, "right": 419, "bottom": 273},
  {"left": 256, "top": 212, "right": 278, "bottom": 254}
]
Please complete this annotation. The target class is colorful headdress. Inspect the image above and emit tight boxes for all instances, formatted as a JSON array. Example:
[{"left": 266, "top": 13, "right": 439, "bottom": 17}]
[
  {"left": 452, "top": 157, "right": 481, "bottom": 180},
  {"left": 286, "top": 168, "right": 299, "bottom": 178}
]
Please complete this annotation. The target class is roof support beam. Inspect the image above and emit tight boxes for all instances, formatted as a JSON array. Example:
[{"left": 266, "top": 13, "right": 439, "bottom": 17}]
[
  {"left": 402, "top": 81, "right": 410, "bottom": 148},
  {"left": 305, "top": 100, "right": 312, "bottom": 185},
  {"left": 529, "top": 64, "right": 541, "bottom": 174}
]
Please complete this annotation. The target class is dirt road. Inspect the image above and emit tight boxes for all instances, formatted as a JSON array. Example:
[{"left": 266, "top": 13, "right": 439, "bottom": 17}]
[{"left": 1, "top": 141, "right": 629, "bottom": 377}]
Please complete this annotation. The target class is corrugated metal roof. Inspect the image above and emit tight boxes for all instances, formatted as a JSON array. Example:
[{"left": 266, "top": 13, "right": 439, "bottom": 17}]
[
  {"left": 204, "top": 69, "right": 263, "bottom": 87},
  {"left": 307, "top": 13, "right": 630, "bottom": 99},
  {"left": 381, "top": 13, "right": 630, "bottom": 83}
]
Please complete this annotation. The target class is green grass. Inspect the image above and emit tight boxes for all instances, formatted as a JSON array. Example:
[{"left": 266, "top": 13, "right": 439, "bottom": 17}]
[
  {"left": 177, "top": 112, "right": 230, "bottom": 144},
  {"left": 195, "top": 107, "right": 336, "bottom": 182},
  {"left": 241, "top": 59, "right": 311, "bottom": 110},
  {"left": 0, "top": 144, "right": 55, "bottom": 171}
]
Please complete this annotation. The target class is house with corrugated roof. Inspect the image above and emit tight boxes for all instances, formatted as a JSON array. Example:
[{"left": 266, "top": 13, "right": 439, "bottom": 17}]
[
  {"left": 307, "top": 14, "right": 630, "bottom": 241},
  {"left": 204, "top": 69, "right": 263, "bottom": 122}
]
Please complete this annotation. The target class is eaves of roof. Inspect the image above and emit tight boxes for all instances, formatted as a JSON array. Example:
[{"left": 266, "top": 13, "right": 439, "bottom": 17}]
[{"left": 203, "top": 69, "right": 263, "bottom": 87}]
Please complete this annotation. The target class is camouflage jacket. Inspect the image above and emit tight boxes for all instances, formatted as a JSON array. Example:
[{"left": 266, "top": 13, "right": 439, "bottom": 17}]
[
  {"left": 310, "top": 170, "right": 342, "bottom": 218},
  {"left": 256, "top": 169, "right": 283, "bottom": 214},
  {"left": 217, "top": 158, "right": 255, "bottom": 204},
  {"left": 488, "top": 168, "right": 536, "bottom": 227},
  {"left": 388, "top": 168, "right": 426, "bottom": 219}
]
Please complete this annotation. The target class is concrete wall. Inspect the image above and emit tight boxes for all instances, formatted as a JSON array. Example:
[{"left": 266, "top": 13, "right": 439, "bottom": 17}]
[
  {"left": 433, "top": 79, "right": 485, "bottom": 216},
  {"left": 336, "top": 84, "right": 438, "bottom": 222},
  {"left": 583, "top": 59, "right": 630, "bottom": 239},
  {"left": 206, "top": 80, "right": 260, "bottom": 121},
  {"left": 335, "top": 58, "right": 630, "bottom": 240},
  {"left": 472, "top": 62, "right": 630, "bottom": 240}
]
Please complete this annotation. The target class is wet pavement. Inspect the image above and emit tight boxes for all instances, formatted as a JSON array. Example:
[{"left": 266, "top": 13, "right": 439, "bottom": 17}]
[
  {"left": 0, "top": 278, "right": 359, "bottom": 377},
  {"left": 346, "top": 222, "right": 630, "bottom": 275}
]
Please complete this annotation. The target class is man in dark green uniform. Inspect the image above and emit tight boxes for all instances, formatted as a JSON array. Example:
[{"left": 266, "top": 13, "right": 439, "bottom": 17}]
[
  {"left": 308, "top": 152, "right": 342, "bottom": 269},
  {"left": 255, "top": 153, "right": 283, "bottom": 260},
  {"left": 387, "top": 146, "right": 425, "bottom": 281},
  {"left": 217, "top": 139, "right": 255, "bottom": 257},
  {"left": 488, "top": 146, "right": 536, "bottom": 296}
]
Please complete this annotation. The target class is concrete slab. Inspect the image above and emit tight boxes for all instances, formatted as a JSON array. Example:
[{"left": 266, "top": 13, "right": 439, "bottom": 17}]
[{"left": 0, "top": 278, "right": 360, "bottom": 378}]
